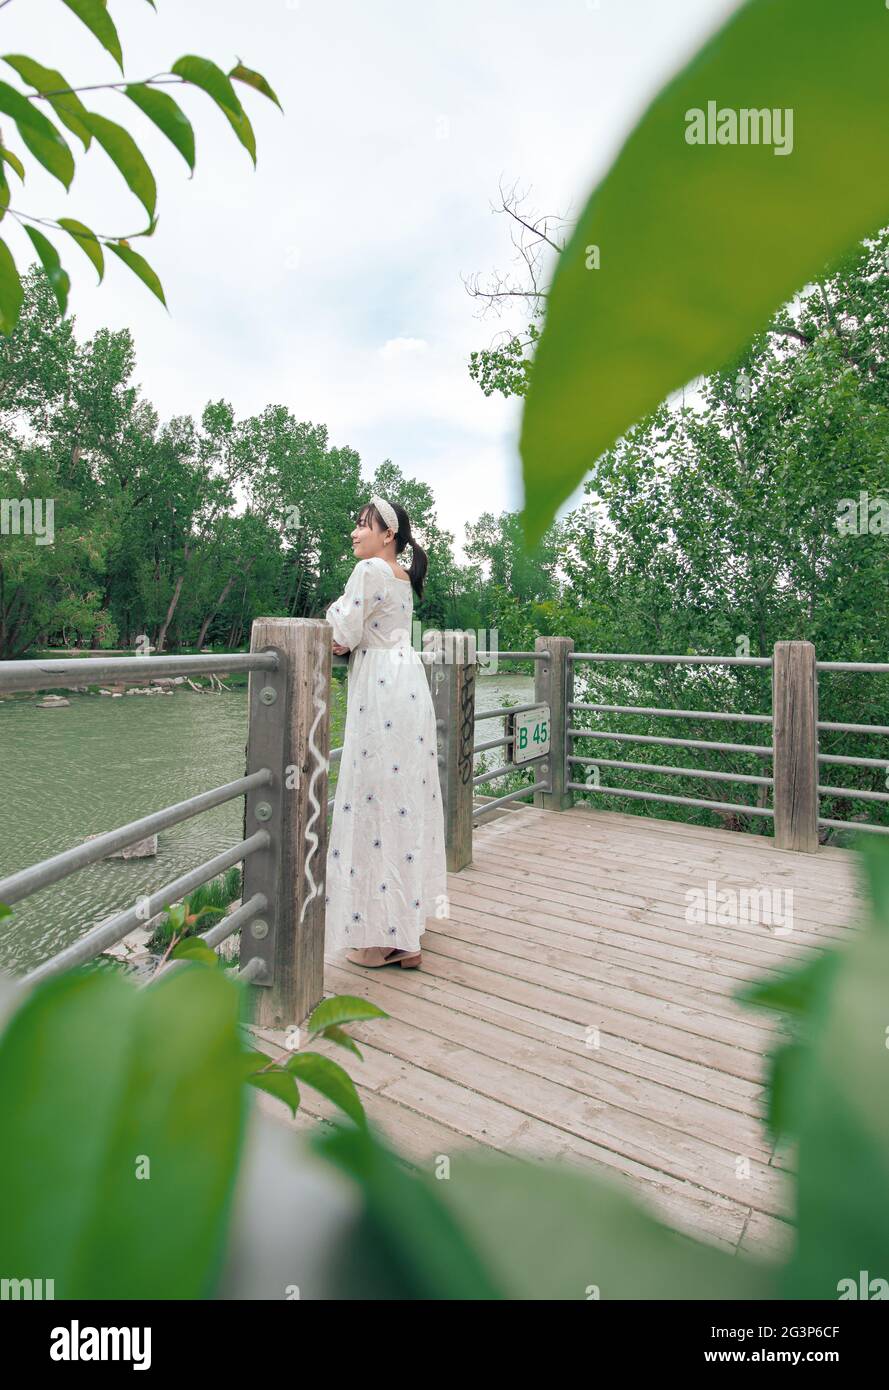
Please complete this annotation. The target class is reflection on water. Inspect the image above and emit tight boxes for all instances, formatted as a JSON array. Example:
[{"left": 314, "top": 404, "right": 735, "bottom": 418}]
[{"left": 0, "top": 670, "right": 534, "bottom": 973}]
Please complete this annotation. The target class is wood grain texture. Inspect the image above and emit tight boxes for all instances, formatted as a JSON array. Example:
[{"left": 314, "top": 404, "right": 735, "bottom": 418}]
[
  {"left": 772, "top": 641, "right": 819, "bottom": 852},
  {"left": 249, "top": 802, "right": 859, "bottom": 1258}
]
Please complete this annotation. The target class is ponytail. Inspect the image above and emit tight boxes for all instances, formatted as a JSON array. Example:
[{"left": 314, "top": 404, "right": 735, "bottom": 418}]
[
  {"left": 361, "top": 498, "right": 429, "bottom": 601},
  {"left": 405, "top": 530, "right": 428, "bottom": 602}
]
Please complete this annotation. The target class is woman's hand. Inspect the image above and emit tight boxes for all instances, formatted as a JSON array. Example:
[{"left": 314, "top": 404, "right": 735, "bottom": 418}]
[{"left": 331, "top": 641, "right": 350, "bottom": 656}]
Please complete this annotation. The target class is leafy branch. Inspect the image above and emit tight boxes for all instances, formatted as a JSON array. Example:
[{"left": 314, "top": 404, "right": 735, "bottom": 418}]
[{"left": 0, "top": 2, "right": 282, "bottom": 331}]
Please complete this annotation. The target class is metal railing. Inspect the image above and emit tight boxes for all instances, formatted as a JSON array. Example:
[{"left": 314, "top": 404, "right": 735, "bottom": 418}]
[
  {"left": 0, "top": 651, "right": 279, "bottom": 987},
  {"left": 469, "top": 648, "right": 552, "bottom": 825},
  {"left": 816, "top": 660, "right": 889, "bottom": 836},
  {"left": 566, "top": 651, "right": 777, "bottom": 826},
  {"left": 5, "top": 631, "right": 887, "bottom": 1025}
]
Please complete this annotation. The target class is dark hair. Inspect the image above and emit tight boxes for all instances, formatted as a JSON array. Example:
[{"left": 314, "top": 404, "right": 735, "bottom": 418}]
[{"left": 358, "top": 500, "right": 428, "bottom": 601}]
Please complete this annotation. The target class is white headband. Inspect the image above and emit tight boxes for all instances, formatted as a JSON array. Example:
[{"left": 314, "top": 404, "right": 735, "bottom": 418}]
[{"left": 370, "top": 495, "right": 399, "bottom": 533}]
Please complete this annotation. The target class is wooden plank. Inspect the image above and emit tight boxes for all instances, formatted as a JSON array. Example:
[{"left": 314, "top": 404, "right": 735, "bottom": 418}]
[
  {"left": 471, "top": 830, "right": 858, "bottom": 935},
  {"left": 486, "top": 820, "right": 861, "bottom": 924},
  {"left": 333, "top": 938, "right": 766, "bottom": 1113},
  {"left": 446, "top": 879, "right": 818, "bottom": 977},
  {"left": 314, "top": 995, "right": 784, "bottom": 1216},
  {"left": 325, "top": 962, "right": 773, "bottom": 1158},
  {"left": 456, "top": 843, "right": 852, "bottom": 943}
]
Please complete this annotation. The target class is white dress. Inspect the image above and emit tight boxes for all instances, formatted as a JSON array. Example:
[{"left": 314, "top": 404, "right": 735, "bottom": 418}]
[{"left": 324, "top": 556, "right": 448, "bottom": 955}]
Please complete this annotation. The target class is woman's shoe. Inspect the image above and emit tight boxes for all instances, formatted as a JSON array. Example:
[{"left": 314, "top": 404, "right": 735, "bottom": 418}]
[{"left": 345, "top": 946, "right": 421, "bottom": 968}]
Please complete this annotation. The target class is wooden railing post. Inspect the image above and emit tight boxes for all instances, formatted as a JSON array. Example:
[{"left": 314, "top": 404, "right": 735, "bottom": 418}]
[
  {"left": 534, "top": 635, "right": 575, "bottom": 812},
  {"left": 429, "top": 629, "right": 475, "bottom": 871},
  {"left": 242, "top": 617, "right": 330, "bottom": 1028},
  {"left": 772, "top": 640, "right": 819, "bottom": 852}
]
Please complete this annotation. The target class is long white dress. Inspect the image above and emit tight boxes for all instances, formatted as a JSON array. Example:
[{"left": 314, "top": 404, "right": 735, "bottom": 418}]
[{"left": 324, "top": 556, "right": 448, "bottom": 955}]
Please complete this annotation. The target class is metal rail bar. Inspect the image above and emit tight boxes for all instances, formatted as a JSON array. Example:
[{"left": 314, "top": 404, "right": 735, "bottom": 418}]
[
  {"left": 475, "top": 701, "right": 544, "bottom": 722},
  {"left": 472, "top": 780, "right": 550, "bottom": 820},
  {"left": 21, "top": 832, "right": 270, "bottom": 986},
  {"left": 143, "top": 893, "right": 268, "bottom": 987},
  {"left": 818, "top": 721, "right": 889, "bottom": 736},
  {"left": 816, "top": 662, "right": 889, "bottom": 673},
  {"left": 568, "top": 728, "right": 773, "bottom": 757},
  {"left": 818, "top": 818, "right": 889, "bottom": 834},
  {"left": 473, "top": 764, "right": 524, "bottom": 788},
  {"left": 236, "top": 956, "right": 268, "bottom": 982},
  {"left": 0, "top": 651, "right": 279, "bottom": 694},
  {"left": 818, "top": 785, "right": 889, "bottom": 804},
  {"left": 473, "top": 734, "right": 513, "bottom": 753},
  {"left": 0, "top": 771, "right": 273, "bottom": 907},
  {"left": 201, "top": 892, "right": 268, "bottom": 949},
  {"left": 818, "top": 752, "right": 889, "bottom": 769},
  {"left": 566, "top": 782, "right": 774, "bottom": 817},
  {"left": 569, "top": 701, "right": 772, "bottom": 725},
  {"left": 568, "top": 755, "right": 773, "bottom": 787},
  {"left": 489, "top": 651, "right": 551, "bottom": 660},
  {"left": 569, "top": 653, "right": 772, "bottom": 667}
]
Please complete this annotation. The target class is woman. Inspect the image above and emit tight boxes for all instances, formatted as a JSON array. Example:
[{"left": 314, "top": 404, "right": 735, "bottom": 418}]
[{"left": 324, "top": 496, "right": 447, "bottom": 968}]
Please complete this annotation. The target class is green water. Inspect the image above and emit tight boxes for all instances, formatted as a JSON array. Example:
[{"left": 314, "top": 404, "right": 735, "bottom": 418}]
[{"left": 0, "top": 671, "right": 534, "bottom": 973}]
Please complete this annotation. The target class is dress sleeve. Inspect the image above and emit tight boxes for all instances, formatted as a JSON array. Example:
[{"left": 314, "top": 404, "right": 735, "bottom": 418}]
[{"left": 325, "top": 560, "right": 384, "bottom": 649}]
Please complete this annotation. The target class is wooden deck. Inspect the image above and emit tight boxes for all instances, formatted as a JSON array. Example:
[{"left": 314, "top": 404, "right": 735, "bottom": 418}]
[{"left": 249, "top": 803, "right": 862, "bottom": 1261}]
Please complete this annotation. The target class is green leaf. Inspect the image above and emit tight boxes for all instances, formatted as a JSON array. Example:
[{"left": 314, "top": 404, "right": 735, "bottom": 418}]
[
  {"left": 236, "top": 1048, "right": 272, "bottom": 1078},
  {"left": 782, "top": 919, "right": 889, "bottom": 1297},
  {"left": 736, "top": 950, "right": 841, "bottom": 1017},
  {"left": 229, "top": 62, "right": 283, "bottom": 112},
  {"left": 23, "top": 225, "right": 70, "bottom": 315},
  {"left": 519, "top": 0, "right": 889, "bottom": 546},
  {"left": 2, "top": 55, "right": 92, "bottom": 148},
  {"left": 60, "top": 0, "right": 123, "bottom": 73},
  {"left": 306, "top": 992, "right": 388, "bottom": 1033},
  {"left": 0, "top": 237, "right": 23, "bottom": 334},
  {"left": 125, "top": 83, "right": 195, "bottom": 172},
  {"left": 764, "top": 1039, "right": 812, "bottom": 1143},
  {"left": 171, "top": 55, "right": 256, "bottom": 165},
  {"left": 58, "top": 217, "right": 104, "bottom": 281},
  {"left": 310, "top": 1121, "right": 503, "bottom": 1299},
  {"left": 285, "top": 1051, "right": 366, "bottom": 1128},
  {"left": 857, "top": 835, "right": 889, "bottom": 932},
  {"left": 83, "top": 111, "right": 157, "bottom": 219},
  {"left": 0, "top": 965, "right": 247, "bottom": 1297},
  {"left": 0, "top": 902, "right": 11, "bottom": 921},
  {"left": 0, "top": 80, "right": 74, "bottom": 189},
  {"left": 106, "top": 240, "right": 167, "bottom": 307},
  {"left": 246, "top": 1068, "right": 300, "bottom": 1116},
  {"left": 436, "top": 1149, "right": 776, "bottom": 1300},
  {"left": 0, "top": 162, "right": 8, "bottom": 221},
  {"left": 0, "top": 147, "right": 26, "bottom": 182},
  {"left": 170, "top": 937, "right": 219, "bottom": 966},
  {"left": 319, "top": 1024, "right": 363, "bottom": 1061}
]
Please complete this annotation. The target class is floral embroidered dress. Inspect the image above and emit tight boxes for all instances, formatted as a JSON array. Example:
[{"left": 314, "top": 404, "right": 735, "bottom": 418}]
[{"left": 324, "top": 556, "right": 447, "bottom": 955}]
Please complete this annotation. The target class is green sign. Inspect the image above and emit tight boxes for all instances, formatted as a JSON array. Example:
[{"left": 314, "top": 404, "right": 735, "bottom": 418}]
[{"left": 511, "top": 705, "right": 551, "bottom": 766}]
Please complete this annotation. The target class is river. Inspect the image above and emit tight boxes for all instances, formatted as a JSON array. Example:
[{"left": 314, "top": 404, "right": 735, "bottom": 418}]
[{"left": 0, "top": 669, "right": 535, "bottom": 973}]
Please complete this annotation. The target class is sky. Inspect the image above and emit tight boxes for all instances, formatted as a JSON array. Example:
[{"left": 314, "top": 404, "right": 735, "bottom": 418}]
[{"left": 3, "top": 0, "right": 740, "bottom": 558}]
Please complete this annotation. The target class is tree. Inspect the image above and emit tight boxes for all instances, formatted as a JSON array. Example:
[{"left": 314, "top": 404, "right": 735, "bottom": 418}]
[
  {"left": 465, "top": 181, "right": 566, "bottom": 401},
  {"left": 0, "top": 0, "right": 280, "bottom": 332}
]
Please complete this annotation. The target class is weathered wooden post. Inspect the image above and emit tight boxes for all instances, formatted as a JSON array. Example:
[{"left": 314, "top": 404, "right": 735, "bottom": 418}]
[
  {"left": 772, "top": 640, "right": 819, "bottom": 852},
  {"left": 429, "top": 629, "right": 476, "bottom": 871},
  {"left": 242, "top": 617, "right": 331, "bottom": 1028},
  {"left": 534, "top": 635, "right": 575, "bottom": 812}
]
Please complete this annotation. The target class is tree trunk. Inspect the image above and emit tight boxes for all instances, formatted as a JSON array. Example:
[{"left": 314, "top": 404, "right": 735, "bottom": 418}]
[{"left": 155, "top": 545, "right": 191, "bottom": 653}]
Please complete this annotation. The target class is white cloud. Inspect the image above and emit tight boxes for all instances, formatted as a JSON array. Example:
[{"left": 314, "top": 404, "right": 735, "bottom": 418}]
[
  {"left": 3, "top": 0, "right": 742, "bottom": 561},
  {"left": 379, "top": 338, "right": 429, "bottom": 359}
]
